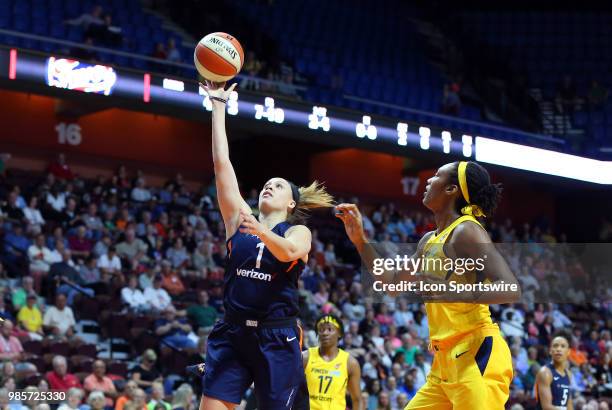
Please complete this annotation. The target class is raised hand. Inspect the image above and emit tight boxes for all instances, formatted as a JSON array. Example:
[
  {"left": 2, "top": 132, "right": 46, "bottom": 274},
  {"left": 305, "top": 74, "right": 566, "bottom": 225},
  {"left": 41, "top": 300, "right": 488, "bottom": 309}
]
[
  {"left": 199, "top": 80, "right": 237, "bottom": 105},
  {"left": 334, "top": 203, "right": 367, "bottom": 246}
]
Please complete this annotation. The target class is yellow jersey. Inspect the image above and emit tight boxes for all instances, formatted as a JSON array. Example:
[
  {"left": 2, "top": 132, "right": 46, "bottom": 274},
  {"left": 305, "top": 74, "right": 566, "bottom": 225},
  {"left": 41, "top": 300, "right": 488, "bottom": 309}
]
[
  {"left": 422, "top": 214, "right": 493, "bottom": 341},
  {"left": 305, "top": 347, "right": 349, "bottom": 410}
]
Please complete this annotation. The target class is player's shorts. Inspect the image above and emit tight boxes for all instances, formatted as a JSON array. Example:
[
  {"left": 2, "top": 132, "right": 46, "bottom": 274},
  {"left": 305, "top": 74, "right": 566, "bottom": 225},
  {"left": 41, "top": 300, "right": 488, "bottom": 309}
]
[
  {"left": 406, "top": 324, "right": 513, "bottom": 410},
  {"left": 203, "top": 315, "right": 304, "bottom": 409}
]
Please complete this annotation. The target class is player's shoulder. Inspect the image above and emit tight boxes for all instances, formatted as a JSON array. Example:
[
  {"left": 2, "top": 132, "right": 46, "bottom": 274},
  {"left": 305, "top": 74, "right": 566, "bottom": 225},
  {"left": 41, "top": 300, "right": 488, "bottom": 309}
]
[
  {"left": 285, "top": 224, "right": 311, "bottom": 236},
  {"left": 536, "top": 364, "right": 553, "bottom": 382},
  {"left": 417, "top": 231, "right": 435, "bottom": 248},
  {"left": 451, "top": 218, "right": 490, "bottom": 243},
  {"left": 346, "top": 352, "right": 360, "bottom": 375}
]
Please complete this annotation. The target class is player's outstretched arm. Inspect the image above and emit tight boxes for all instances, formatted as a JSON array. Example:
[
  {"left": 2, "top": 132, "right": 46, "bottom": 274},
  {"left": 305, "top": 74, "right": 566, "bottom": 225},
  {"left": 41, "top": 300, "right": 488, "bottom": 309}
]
[
  {"left": 347, "top": 355, "right": 363, "bottom": 410},
  {"left": 335, "top": 203, "right": 427, "bottom": 296},
  {"left": 535, "top": 366, "right": 556, "bottom": 410},
  {"left": 201, "top": 81, "right": 251, "bottom": 240}
]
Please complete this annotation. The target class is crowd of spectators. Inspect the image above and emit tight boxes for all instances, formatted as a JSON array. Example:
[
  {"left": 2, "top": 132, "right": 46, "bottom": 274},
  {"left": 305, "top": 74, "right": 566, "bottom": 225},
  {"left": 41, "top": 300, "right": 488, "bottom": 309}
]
[{"left": 0, "top": 154, "right": 609, "bottom": 409}]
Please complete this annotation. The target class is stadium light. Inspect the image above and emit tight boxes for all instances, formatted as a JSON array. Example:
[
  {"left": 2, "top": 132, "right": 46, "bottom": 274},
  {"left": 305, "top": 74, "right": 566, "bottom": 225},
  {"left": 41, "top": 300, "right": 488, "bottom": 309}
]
[{"left": 475, "top": 137, "right": 612, "bottom": 184}]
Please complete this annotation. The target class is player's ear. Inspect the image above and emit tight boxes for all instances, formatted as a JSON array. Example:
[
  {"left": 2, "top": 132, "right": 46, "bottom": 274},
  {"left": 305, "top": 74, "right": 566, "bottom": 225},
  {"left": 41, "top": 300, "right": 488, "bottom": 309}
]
[{"left": 445, "top": 183, "right": 459, "bottom": 195}]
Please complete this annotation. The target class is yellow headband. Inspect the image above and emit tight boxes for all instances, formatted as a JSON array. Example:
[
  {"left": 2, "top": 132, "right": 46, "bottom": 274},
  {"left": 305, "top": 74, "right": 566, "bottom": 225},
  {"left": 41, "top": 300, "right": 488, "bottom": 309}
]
[
  {"left": 317, "top": 315, "right": 341, "bottom": 331},
  {"left": 458, "top": 161, "right": 485, "bottom": 217}
]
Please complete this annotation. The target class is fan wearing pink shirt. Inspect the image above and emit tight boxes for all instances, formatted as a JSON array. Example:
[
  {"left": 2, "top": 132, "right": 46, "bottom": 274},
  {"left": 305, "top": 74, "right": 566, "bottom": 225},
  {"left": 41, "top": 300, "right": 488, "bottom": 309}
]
[{"left": 83, "top": 360, "right": 118, "bottom": 407}]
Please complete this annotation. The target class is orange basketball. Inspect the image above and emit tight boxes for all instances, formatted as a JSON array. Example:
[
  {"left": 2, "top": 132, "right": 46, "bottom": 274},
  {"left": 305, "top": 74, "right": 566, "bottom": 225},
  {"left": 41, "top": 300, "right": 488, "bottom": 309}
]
[{"left": 194, "top": 32, "right": 244, "bottom": 82}]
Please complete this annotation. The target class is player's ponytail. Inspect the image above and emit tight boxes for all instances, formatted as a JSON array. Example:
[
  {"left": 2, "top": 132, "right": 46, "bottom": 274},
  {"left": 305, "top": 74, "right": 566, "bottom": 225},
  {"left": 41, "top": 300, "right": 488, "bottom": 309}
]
[
  {"left": 449, "top": 161, "right": 502, "bottom": 218},
  {"left": 288, "top": 180, "right": 334, "bottom": 224}
]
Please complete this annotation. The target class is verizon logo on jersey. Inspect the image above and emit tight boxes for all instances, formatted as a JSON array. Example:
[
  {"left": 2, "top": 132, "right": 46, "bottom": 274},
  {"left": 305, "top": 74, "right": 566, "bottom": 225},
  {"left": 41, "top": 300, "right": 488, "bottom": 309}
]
[{"left": 236, "top": 268, "right": 272, "bottom": 282}]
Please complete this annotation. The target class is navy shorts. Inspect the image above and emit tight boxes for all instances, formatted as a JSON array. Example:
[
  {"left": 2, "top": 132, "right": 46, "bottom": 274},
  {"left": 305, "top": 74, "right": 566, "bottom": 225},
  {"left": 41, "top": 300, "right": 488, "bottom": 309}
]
[{"left": 203, "top": 319, "right": 304, "bottom": 409}]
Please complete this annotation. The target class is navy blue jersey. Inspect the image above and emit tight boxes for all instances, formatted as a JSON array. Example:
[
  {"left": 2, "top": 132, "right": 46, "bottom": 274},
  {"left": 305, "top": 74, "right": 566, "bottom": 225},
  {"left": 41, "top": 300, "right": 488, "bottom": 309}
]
[
  {"left": 223, "top": 221, "right": 305, "bottom": 319},
  {"left": 536, "top": 363, "right": 571, "bottom": 409}
]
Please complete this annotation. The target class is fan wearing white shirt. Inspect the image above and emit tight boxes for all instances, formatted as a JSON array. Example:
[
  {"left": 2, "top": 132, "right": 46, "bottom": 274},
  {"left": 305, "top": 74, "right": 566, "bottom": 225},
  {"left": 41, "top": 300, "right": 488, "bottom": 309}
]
[
  {"left": 24, "top": 196, "right": 45, "bottom": 234},
  {"left": 28, "top": 234, "right": 54, "bottom": 273},
  {"left": 121, "top": 275, "right": 149, "bottom": 313},
  {"left": 97, "top": 245, "right": 122, "bottom": 281},
  {"left": 43, "top": 293, "right": 78, "bottom": 342},
  {"left": 143, "top": 275, "right": 172, "bottom": 313}
]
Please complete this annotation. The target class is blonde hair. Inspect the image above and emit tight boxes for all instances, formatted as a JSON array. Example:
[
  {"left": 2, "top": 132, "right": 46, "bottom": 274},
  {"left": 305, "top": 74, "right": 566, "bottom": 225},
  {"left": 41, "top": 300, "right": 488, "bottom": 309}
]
[
  {"left": 171, "top": 384, "right": 193, "bottom": 409},
  {"left": 289, "top": 180, "right": 334, "bottom": 224}
]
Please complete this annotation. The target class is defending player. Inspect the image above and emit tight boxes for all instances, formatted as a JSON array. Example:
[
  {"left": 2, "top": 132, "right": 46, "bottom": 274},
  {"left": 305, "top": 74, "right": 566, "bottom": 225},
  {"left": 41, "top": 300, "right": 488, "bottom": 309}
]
[
  {"left": 535, "top": 333, "right": 573, "bottom": 410},
  {"left": 199, "top": 81, "right": 334, "bottom": 410},
  {"left": 303, "top": 315, "right": 363, "bottom": 410},
  {"left": 335, "top": 161, "right": 520, "bottom": 409}
]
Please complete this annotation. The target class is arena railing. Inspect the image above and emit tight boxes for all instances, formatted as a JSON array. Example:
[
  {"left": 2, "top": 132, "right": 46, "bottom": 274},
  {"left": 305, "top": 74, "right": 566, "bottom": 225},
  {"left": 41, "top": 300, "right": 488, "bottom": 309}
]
[{"left": 0, "top": 28, "right": 565, "bottom": 149}]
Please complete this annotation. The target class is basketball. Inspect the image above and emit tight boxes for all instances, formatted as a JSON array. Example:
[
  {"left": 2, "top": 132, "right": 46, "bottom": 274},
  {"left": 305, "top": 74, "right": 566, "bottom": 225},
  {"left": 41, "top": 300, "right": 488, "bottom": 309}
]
[{"left": 194, "top": 32, "right": 244, "bottom": 82}]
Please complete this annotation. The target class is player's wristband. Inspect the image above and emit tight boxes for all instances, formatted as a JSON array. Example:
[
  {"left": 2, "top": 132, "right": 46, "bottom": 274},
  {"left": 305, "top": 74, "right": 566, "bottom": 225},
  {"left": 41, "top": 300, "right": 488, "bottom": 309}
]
[{"left": 210, "top": 96, "right": 227, "bottom": 104}]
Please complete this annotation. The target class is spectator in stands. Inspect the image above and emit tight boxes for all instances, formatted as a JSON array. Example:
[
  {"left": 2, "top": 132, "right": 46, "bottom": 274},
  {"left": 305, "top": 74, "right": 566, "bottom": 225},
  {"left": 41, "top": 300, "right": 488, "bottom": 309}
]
[
  {"left": 191, "top": 242, "right": 214, "bottom": 277},
  {"left": 154, "top": 306, "right": 196, "bottom": 350},
  {"left": 65, "top": 5, "right": 103, "bottom": 31},
  {"left": 0, "top": 292, "right": 14, "bottom": 322},
  {"left": 48, "top": 153, "right": 75, "bottom": 181},
  {"left": 186, "top": 290, "right": 217, "bottom": 332},
  {"left": 2, "top": 224, "right": 30, "bottom": 276},
  {"left": 556, "top": 75, "right": 578, "bottom": 114},
  {"left": 160, "top": 261, "right": 185, "bottom": 297},
  {"left": 170, "top": 384, "right": 194, "bottom": 410},
  {"left": 79, "top": 254, "right": 106, "bottom": 292},
  {"left": 48, "top": 226, "right": 69, "bottom": 253},
  {"left": 116, "top": 228, "right": 149, "bottom": 270},
  {"left": 46, "top": 355, "right": 82, "bottom": 392},
  {"left": 12, "top": 276, "right": 41, "bottom": 310},
  {"left": 69, "top": 226, "right": 93, "bottom": 260},
  {"left": 92, "top": 233, "right": 111, "bottom": 258},
  {"left": 99, "top": 14, "right": 123, "bottom": 47},
  {"left": 127, "top": 388, "right": 147, "bottom": 410},
  {"left": 342, "top": 293, "right": 365, "bottom": 322},
  {"left": 28, "top": 233, "right": 54, "bottom": 274},
  {"left": 147, "top": 381, "right": 170, "bottom": 410},
  {"left": 49, "top": 250, "right": 95, "bottom": 305},
  {"left": 132, "top": 178, "right": 152, "bottom": 203},
  {"left": 121, "top": 275, "right": 149, "bottom": 312},
  {"left": 392, "top": 299, "right": 413, "bottom": 331},
  {"left": 153, "top": 43, "right": 167, "bottom": 60},
  {"left": 441, "top": 83, "right": 461, "bottom": 115},
  {"left": 57, "top": 387, "right": 85, "bottom": 410},
  {"left": 144, "top": 275, "right": 172, "bottom": 313},
  {"left": 165, "top": 238, "right": 189, "bottom": 269},
  {"left": 2, "top": 190, "right": 26, "bottom": 225},
  {"left": 587, "top": 80, "right": 609, "bottom": 110},
  {"left": 97, "top": 245, "right": 122, "bottom": 283},
  {"left": 43, "top": 293, "right": 78, "bottom": 342},
  {"left": 501, "top": 307, "right": 525, "bottom": 338},
  {"left": 166, "top": 38, "right": 181, "bottom": 64},
  {"left": 24, "top": 196, "right": 45, "bottom": 235},
  {"left": 130, "top": 349, "right": 162, "bottom": 390},
  {"left": 17, "top": 293, "right": 44, "bottom": 341},
  {"left": 83, "top": 360, "right": 117, "bottom": 407},
  {"left": 82, "top": 203, "right": 104, "bottom": 235},
  {"left": 87, "top": 391, "right": 106, "bottom": 410},
  {"left": 0, "top": 320, "right": 29, "bottom": 368},
  {"left": 115, "top": 380, "right": 138, "bottom": 410},
  {"left": 241, "top": 51, "right": 264, "bottom": 91}
]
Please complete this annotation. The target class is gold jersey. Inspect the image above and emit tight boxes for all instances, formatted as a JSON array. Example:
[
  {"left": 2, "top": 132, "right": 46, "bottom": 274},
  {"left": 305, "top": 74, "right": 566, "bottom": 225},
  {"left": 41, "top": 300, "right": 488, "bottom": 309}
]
[
  {"left": 422, "top": 214, "right": 493, "bottom": 341},
  {"left": 305, "top": 347, "right": 349, "bottom": 410}
]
